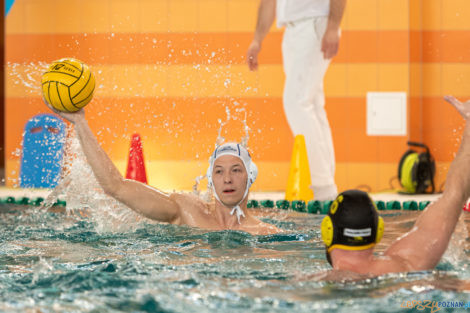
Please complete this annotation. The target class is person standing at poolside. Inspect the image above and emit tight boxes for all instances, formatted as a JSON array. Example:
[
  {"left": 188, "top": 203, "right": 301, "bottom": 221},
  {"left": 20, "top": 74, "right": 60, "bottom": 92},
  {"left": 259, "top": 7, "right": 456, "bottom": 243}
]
[
  {"left": 247, "top": 0, "right": 347, "bottom": 201},
  {"left": 45, "top": 105, "right": 279, "bottom": 235},
  {"left": 320, "top": 96, "right": 470, "bottom": 275}
]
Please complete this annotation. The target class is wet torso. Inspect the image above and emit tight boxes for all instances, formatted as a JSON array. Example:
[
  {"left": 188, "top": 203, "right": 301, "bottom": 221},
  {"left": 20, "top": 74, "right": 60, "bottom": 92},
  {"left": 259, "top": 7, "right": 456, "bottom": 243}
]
[{"left": 169, "top": 193, "right": 279, "bottom": 235}]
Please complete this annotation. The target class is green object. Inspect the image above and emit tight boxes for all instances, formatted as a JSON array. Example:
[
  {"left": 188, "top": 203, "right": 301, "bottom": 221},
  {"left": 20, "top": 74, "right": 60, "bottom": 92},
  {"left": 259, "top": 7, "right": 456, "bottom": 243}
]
[
  {"left": 260, "top": 200, "right": 274, "bottom": 208},
  {"left": 16, "top": 197, "right": 31, "bottom": 205},
  {"left": 419, "top": 201, "right": 431, "bottom": 211},
  {"left": 386, "top": 201, "right": 401, "bottom": 210},
  {"left": 247, "top": 200, "right": 259, "bottom": 208},
  {"left": 6, "top": 197, "right": 15, "bottom": 204},
  {"left": 32, "top": 197, "right": 45, "bottom": 206},
  {"left": 291, "top": 200, "right": 306, "bottom": 212},
  {"left": 53, "top": 200, "right": 67, "bottom": 207},
  {"left": 307, "top": 200, "right": 322, "bottom": 214},
  {"left": 375, "top": 201, "right": 386, "bottom": 211},
  {"left": 0, "top": 195, "right": 430, "bottom": 214},
  {"left": 276, "top": 200, "right": 290, "bottom": 210},
  {"left": 403, "top": 201, "right": 418, "bottom": 211},
  {"left": 320, "top": 201, "right": 332, "bottom": 215}
]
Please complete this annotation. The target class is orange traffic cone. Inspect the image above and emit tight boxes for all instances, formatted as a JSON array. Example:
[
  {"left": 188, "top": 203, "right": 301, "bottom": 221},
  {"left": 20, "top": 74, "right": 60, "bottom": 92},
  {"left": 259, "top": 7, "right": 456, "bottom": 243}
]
[
  {"left": 285, "top": 135, "right": 314, "bottom": 201},
  {"left": 125, "top": 133, "right": 148, "bottom": 184}
]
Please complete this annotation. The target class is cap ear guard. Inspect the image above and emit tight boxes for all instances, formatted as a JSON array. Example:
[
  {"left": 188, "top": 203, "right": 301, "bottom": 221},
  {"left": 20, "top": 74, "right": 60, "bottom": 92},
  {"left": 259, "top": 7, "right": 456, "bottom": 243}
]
[
  {"left": 376, "top": 216, "right": 384, "bottom": 243},
  {"left": 321, "top": 196, "right": 340, "bottom": 249},
  {"left": 321, "top": 216, "right": 334, "bottom": 247},
  {"left": 248, "top": 161, "right": 258, "bottom": 187},
  {"left": 321, "top": 195, "right": 341, "bottom": 248},
  {"left": 206, "top": 156, "right": 214, "bottom": 189}
]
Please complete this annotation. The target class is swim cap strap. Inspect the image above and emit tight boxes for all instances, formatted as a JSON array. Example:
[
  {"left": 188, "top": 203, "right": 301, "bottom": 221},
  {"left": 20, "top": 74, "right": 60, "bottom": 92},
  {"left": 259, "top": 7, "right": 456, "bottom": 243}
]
[
  {"left": 211, "top": 186, "right": 247, "bottom": 224},
  {"left": 230, "top": 205, "right": 245, "bottom": 224}
]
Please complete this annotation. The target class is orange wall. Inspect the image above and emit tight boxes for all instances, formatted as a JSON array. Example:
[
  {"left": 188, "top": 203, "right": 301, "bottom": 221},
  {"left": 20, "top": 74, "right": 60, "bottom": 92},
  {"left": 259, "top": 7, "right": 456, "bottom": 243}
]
[
  {"left": 5, "top": 0, "right": 470, "bottom": 193},
  {"left": 409, "top": 0, "right": 470, "bottom": 190}
]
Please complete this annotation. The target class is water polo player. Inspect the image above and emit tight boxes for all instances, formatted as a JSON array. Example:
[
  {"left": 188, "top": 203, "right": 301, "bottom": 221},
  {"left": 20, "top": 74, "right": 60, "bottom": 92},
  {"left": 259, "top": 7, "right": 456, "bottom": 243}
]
[
  {"left": 45, "top": 104, "right": 279, "bottom": 235},
  {"left": 321, "top": 95, "right": 470, "bottom": 275}
]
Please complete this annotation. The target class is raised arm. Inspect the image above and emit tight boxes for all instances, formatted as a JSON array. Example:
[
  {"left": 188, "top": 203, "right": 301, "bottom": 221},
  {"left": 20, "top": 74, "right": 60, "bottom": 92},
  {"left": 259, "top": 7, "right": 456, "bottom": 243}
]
[
  {"left": 51, "top": 108, "right": 180, "bottom": 224},
  {"left": 384, "top": 96, "right": 470, "bottom": 270},
  {"left": 247, "top": 0, "right": 276, "bottom": 71},
  {"left": 321, "top": 0, "right": 346, "bottom": 59}
]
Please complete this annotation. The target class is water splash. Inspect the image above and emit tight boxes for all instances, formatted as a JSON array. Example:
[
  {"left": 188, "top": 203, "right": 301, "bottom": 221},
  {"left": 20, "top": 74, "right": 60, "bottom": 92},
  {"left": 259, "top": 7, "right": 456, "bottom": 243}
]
[
  {"left": 442, "top": 213, "right": 468, "bottom": 265},
  {"left": 7, "top": 61, "right": 49, "bottom": 95},
  {"left": 214, "top": 106, "right": 231, "bottom": 146},
  {"left": 215, "top": 105, "right": 250, "bottom": 148},
  {"left": 239, "top": 108, "right": 250, "bottom": 148},
  {"left": 192, "top": 175, "right": 205, "bottom": 195},
  {"left": 42, "top": 128, "right": 145, "bottom": 233},
  {"left": 31, "top": 257, "right": 54, "bottom": 284}
]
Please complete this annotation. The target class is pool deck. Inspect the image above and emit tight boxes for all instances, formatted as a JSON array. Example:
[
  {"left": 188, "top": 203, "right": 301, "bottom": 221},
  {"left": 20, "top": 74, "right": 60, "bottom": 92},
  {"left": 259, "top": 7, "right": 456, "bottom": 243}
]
[{"left": 0, "top": 187, "right": 442, "bottom": 203}]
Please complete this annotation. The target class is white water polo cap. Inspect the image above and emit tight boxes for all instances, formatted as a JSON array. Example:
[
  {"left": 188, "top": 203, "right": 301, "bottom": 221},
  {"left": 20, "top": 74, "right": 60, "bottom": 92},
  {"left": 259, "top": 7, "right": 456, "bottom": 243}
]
[{"left": 206, "top": 143, "right": 258, "bottom": 223}]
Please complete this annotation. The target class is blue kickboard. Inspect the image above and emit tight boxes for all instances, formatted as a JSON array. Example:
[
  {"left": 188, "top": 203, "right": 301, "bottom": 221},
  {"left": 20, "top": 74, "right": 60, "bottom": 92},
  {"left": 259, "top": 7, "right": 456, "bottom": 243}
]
[{"left": 20, "top": 114, "right": 66, "bottom": 188}]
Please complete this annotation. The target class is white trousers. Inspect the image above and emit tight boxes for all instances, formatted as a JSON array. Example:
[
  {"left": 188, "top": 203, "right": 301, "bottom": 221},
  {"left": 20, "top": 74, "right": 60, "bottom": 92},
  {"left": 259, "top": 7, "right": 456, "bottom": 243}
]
[{"left": 282, "top": 16, "right": 337, "bottom": 200}]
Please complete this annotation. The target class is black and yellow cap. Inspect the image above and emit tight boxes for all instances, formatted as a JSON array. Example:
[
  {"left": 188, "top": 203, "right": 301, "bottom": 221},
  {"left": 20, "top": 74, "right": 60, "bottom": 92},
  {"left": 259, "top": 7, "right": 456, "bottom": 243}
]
[{"left": 321, "top": 189, "right": 384, "bottom": 260}]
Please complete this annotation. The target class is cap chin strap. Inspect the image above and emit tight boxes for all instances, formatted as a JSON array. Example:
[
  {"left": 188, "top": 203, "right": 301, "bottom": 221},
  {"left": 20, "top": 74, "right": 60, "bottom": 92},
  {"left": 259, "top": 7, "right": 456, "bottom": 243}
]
[
  {"left": 230, "top": 206, "right": 245, "bottom": 225},
  {"left": 212, "top": 181, "right": 249, "bottom": 225}
]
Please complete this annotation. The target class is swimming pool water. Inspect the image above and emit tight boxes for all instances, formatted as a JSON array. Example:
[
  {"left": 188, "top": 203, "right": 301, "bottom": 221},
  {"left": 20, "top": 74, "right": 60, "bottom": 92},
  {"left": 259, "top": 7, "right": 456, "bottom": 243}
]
[{"left": 0, "top": 204, "right": 469, "bottom": 313}]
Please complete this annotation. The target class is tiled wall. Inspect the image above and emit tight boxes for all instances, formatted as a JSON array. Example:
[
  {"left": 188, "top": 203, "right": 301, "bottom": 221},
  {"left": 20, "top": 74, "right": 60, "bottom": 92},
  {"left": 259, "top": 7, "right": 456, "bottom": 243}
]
[{"left": 5, "top": 0, "right": 470, "bottom": 193}]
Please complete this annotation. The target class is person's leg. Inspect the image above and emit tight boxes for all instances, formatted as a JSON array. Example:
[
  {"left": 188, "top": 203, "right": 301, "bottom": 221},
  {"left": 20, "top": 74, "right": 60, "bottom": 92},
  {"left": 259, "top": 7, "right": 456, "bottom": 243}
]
[{"left": 282, "top": 17, "right": 337, "bottom": 201}]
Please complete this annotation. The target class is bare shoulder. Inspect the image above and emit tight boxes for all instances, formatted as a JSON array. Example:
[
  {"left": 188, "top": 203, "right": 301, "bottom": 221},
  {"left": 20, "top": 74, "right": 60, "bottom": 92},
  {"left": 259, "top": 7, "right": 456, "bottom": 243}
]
[
  {"left": 170, "top": 192, "right": 203, "bottom": 204},
  {"left": 241, "top": 215, "right": 281, "bottom": 235},
  {"left": 367, "top": 255, "right": 411, "bottom": 275},
  {"left": 168, "top": 193, "right": 212, "bottom": 225},
  {"left": 169, "top": 192, "right": 211, "bottom": 212}
]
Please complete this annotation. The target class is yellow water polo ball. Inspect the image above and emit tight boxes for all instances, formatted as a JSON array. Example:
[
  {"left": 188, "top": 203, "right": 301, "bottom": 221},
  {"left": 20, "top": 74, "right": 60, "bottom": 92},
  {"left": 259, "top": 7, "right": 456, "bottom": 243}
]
[{"left": 41, "top": 58, "right": 95, "bottom": 112}]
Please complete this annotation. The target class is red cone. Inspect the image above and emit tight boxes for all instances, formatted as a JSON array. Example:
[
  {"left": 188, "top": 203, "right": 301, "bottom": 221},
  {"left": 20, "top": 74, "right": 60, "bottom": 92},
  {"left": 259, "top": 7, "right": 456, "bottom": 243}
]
[
  {"left": 125, "top": 133, "right": 148, "bottom": 184},
  {"left": 464, "top": 203, "right": 470, "bottom": 212}
]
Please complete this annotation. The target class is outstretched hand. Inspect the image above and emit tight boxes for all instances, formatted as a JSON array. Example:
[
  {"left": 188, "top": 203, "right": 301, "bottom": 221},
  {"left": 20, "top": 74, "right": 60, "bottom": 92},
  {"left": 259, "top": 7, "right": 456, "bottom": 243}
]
[
  {"left": 445, "top": 95, "right": 470, "bottom": 120},
  {"left": 44, "top": 101, "right": 85, "bottom": 124}
]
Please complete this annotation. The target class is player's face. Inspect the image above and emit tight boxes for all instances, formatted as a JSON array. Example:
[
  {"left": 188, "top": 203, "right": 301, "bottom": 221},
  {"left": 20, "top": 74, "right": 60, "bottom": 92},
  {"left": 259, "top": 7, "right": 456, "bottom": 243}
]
[{"left": 212, "top": 155, "right": 248, "bottom": 207}]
